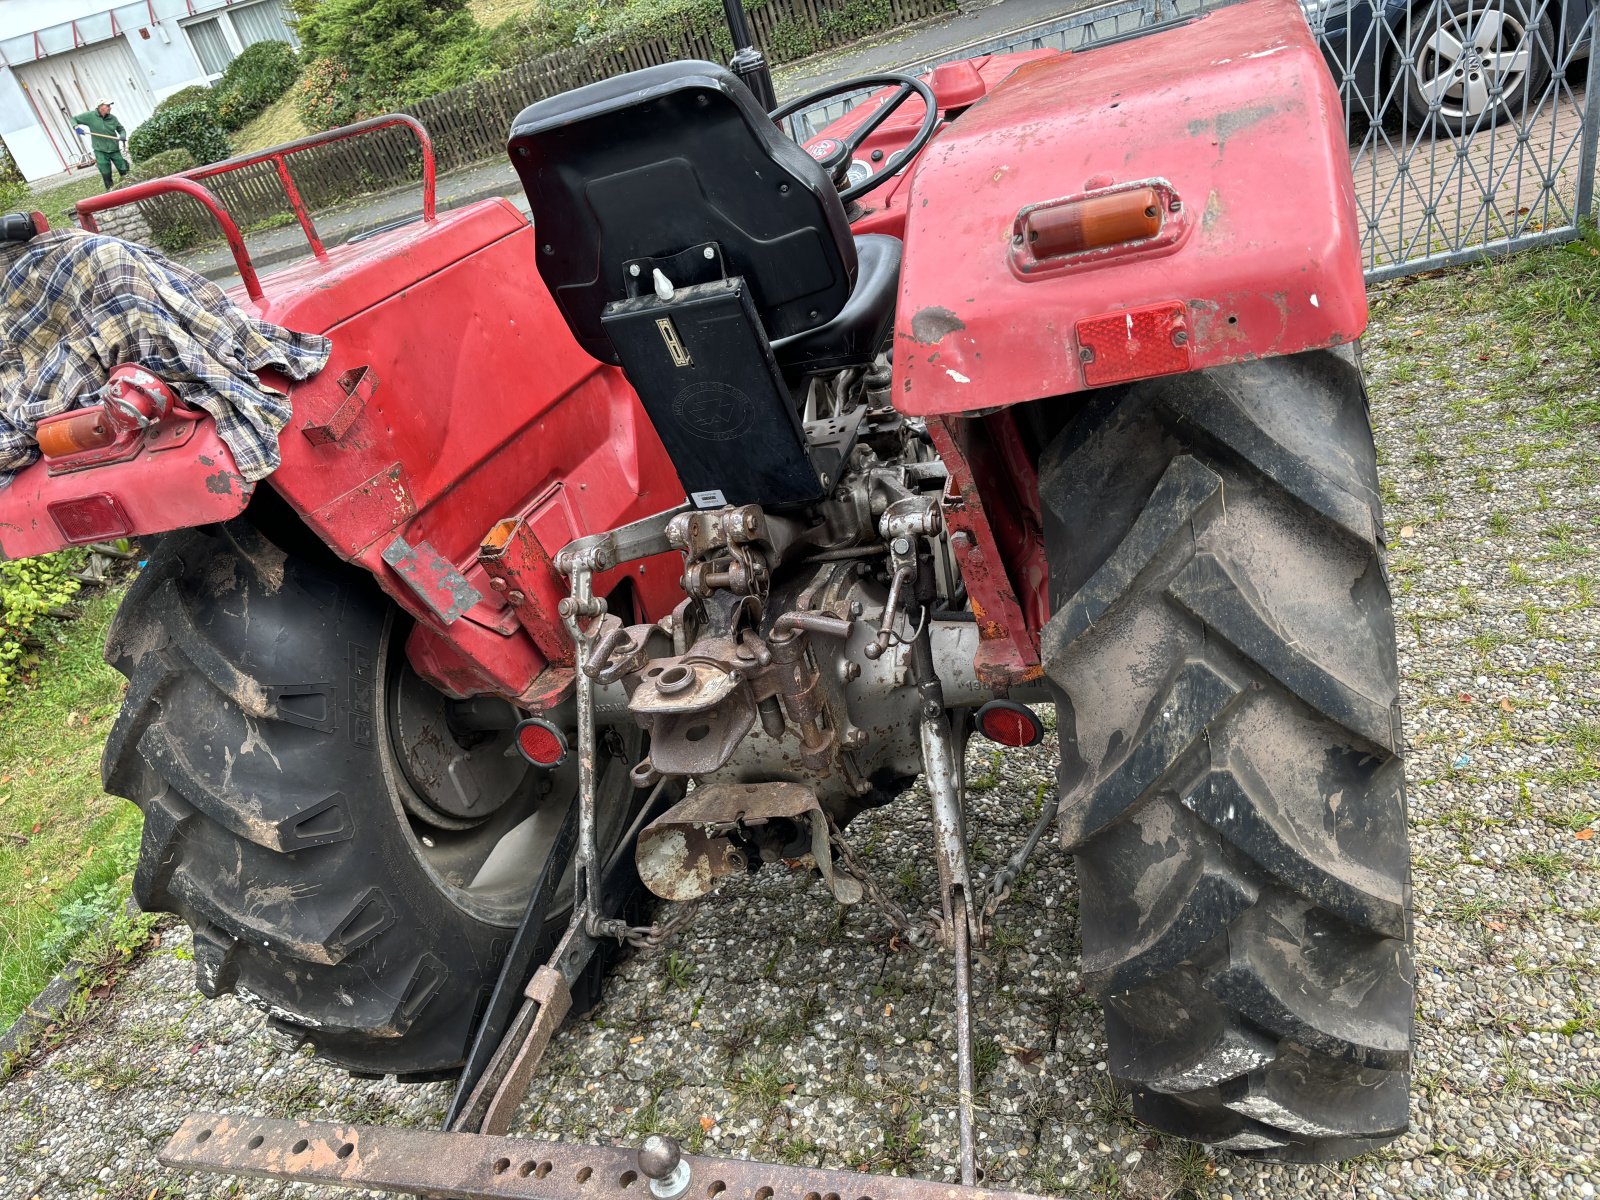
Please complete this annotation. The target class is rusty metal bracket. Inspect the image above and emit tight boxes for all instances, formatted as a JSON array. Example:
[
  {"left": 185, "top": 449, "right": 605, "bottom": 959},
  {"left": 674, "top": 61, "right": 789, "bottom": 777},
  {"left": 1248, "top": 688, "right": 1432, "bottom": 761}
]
[
  {"left": 479, "top": 515, "right": 574, "bottom": 667},
  {"left": 383, "top": 534, "right": 483, "bottom": 624},
  {"left": 923, "top": 418, "right": 1041, "bottom": 689},
  {"left": 161, "top": 1113, "right": 1054, "bottom": 1200},
  {"left": 304, "top": 365, "right": 377, "bottom": 446},
  {"left": 635, "top": 781, "right": 862, "bottom": 905}
]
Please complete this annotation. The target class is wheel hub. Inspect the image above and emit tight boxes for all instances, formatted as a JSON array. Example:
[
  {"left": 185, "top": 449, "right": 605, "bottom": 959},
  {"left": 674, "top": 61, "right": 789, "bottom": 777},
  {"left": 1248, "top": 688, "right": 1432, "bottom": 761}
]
[{"left": 388, "top": 662, "right": 526, "bottom": 826}]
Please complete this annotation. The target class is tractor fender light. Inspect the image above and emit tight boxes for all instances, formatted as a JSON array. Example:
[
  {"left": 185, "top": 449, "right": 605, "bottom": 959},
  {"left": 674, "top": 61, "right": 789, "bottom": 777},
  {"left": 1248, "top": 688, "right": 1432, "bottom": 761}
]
[
  {"left": 514, "top": 717, "right": 570, "bottom": 768},
  {"left": 1023, "top": 186, "right": 1162, "bottom": 259},
  {"left": 974, "top": 699, "right": 1045, "bottom": 748},
  {"left": 36, "top": 409, "right": 117, "bottom": 458},
  {"left": 1010, "top": 179, "right": 1187, "bottom": 278}
]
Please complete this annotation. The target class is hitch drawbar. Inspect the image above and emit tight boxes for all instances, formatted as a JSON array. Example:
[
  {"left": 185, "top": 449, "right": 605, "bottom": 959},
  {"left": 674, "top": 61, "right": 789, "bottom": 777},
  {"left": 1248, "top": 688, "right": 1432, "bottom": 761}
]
[{"left": 160, "top": 1113, "right": 1053, "bottom": 1200}]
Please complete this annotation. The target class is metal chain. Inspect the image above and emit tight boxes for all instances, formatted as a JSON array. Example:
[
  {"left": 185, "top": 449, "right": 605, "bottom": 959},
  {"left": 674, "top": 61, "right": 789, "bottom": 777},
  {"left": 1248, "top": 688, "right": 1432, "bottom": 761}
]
[
  {"left": 590, "top": 899, "right": 704, "bottom": 952},
  {"left": 978, "top": 789, "right": 1062, "bottom": 924},
  {"left": 826, "top": 818, "right": 937, "bottom": 949}
]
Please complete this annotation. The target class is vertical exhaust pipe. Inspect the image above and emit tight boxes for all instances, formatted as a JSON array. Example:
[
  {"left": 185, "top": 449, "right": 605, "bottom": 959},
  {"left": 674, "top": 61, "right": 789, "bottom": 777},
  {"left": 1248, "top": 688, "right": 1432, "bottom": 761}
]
[{"left": 721, "top": 0, "right": 777, "bottom": 110}]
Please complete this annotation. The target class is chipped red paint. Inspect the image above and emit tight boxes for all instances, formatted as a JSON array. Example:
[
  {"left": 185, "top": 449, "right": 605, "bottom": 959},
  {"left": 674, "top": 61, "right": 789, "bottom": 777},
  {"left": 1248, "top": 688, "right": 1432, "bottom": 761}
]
[
  {"left": 0, "top": 419, "right": 251, "bottom": 560},
  {"left": 890, "top": 0, "right": 1367, "bottom": 416},
  {"left": 248, "top": 201, "right": 685, "bottom": 703},
  {"left": 924, "top": 416, "right": 1041, "bottom": 688}
]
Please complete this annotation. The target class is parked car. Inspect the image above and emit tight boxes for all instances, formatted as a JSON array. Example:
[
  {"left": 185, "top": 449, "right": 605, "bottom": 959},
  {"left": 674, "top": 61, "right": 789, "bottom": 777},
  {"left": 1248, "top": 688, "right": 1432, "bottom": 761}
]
[{"left": 1303, "top": 0, "right": 1593, "bottom": 133}]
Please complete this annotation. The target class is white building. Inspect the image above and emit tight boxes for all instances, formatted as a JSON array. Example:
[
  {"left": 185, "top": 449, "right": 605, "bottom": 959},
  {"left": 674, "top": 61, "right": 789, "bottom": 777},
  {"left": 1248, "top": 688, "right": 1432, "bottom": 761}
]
[{"left": 0, "top": 0, "right": 299, "bottom": 181}]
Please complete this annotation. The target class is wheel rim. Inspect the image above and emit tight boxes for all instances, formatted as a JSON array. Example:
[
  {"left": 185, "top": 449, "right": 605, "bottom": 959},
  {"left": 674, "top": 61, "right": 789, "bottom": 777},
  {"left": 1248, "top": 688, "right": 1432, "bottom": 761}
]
[
  {"left": 377, "top": 618, "right": 568, "bottom": 924},
  {"left": 376, "top": 615, "right": 643, "bottom": 926},
  {"left": 1412, "top": 4, "right": 1535, "bottom": 121}
]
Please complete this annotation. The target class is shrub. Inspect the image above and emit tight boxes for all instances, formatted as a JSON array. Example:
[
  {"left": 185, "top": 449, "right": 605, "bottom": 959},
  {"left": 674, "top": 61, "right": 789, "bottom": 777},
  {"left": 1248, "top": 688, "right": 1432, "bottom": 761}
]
[
  {"left": 294, "top": 56, "right": 362, "bottom": 129},
  {"left": 294, "top": 0, "right": 479, "bottom": 120},
  {"left": 0, "top": 553, "right": 82, "bottom": 697},
  {"left": 154, "top": 84, "right": 217, "bottom": 117},
  {"left": 127, "top": 103, "right": 231, "bottom": 167},
  {"left": 214, "top": 40, "right": 300, "bottom": 130},
  {"left": 0, "top": 142, "right": 25, "bottom": 212}
]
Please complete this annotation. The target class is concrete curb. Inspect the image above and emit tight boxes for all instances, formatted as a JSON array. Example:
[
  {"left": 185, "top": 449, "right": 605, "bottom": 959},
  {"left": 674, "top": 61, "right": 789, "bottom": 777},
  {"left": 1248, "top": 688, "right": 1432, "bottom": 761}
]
[{"left": 0, "top": 897, "right": 147, "bottom": 1065}]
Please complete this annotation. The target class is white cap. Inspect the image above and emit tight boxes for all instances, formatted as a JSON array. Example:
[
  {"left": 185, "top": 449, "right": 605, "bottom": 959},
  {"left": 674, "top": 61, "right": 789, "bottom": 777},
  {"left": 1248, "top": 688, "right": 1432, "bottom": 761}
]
[{"left": 96, "top": 97, "right": 113, "bottom": 107}]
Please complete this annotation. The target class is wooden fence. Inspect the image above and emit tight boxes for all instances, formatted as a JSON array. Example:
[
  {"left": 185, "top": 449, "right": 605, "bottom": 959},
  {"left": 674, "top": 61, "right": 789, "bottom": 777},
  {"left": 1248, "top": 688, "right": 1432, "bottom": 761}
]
[{"left": 133, "top": 0, "right": 957, "bottom": 246}]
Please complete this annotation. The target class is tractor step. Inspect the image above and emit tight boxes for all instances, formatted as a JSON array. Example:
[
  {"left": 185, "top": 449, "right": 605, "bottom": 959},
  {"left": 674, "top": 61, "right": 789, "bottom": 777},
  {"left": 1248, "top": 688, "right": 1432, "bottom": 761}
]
[{"left": 160, "top": 1113, "right": 1051, "bottom": 1200}]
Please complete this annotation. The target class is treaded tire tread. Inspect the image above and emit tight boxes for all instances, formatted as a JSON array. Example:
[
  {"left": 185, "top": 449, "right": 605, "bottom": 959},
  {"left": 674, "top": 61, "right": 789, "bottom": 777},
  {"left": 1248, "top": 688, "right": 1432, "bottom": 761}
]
[
  {"left": 1038, "top": 349, "right": 1412, "bottom": 1161},
  {"left": 102, "top": 524, "right": 626, "bottom": 1079}
]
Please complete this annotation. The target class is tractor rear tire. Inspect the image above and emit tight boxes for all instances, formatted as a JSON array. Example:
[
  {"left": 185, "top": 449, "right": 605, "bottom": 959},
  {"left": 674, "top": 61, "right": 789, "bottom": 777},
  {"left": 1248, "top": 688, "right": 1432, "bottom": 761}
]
[
  {"left": 1037, "top": 349, "right": 1411, "bottom": 1161},
  {"left": 102, "top": 521, "right": 642, "bottom": 1079}
]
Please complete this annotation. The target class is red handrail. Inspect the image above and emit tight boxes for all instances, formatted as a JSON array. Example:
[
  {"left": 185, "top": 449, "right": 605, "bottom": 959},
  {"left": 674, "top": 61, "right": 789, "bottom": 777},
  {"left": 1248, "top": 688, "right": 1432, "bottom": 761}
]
[{"left": 74, "top": 114, "right": 439, "bottom": 303}]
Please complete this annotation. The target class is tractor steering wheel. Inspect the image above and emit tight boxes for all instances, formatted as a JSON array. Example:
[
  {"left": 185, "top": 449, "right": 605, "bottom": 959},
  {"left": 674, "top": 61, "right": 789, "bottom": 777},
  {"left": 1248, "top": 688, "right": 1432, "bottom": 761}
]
[{"left": 771, "top": 73, "right": 939, "bottom": 204}]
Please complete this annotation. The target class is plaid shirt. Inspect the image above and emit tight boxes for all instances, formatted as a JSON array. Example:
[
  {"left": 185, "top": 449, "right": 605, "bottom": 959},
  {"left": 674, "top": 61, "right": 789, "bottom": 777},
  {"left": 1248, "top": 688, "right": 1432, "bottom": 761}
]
[{"left": 0, "top": 229, "right": 331, "bottom": 486}]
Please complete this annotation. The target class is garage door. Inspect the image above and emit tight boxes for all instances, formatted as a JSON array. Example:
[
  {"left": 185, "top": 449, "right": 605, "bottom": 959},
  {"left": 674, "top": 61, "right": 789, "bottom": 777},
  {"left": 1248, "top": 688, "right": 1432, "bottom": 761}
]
[{"left": 15, "top": 39, "right": 154, "bottom": 167}]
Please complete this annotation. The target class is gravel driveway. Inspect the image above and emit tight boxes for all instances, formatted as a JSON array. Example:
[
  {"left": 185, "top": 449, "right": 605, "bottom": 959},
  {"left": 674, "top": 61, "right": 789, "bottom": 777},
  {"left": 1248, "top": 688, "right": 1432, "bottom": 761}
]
[{"left": 1, "top": 266, "right": 1596, "bottom": 1200}]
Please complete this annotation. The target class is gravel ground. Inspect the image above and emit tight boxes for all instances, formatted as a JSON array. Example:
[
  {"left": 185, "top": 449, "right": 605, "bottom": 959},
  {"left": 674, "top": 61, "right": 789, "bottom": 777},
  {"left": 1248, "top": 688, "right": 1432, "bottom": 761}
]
[{"left": 1, "top": 268, "right": 1597, "bottom": 1199}]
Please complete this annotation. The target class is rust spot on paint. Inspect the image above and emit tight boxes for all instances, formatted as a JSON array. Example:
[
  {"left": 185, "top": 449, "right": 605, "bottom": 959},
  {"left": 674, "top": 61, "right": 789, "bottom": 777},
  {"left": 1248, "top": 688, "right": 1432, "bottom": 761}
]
[
  {"left": 910, "top": 306, "right": 966, "bottom": 345},
  {"left": 1187, "top": 103, "right": 1277, "bottom": 152},
  {"left": 205, "top": 470, "right": 235, "bottom": 495}
]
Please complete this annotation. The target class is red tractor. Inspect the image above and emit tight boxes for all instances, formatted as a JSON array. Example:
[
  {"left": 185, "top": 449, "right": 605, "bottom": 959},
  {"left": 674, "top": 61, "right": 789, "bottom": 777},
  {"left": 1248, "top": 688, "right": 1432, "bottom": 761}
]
[{"left": 1, "top": 0, "right": 1409, "bottom": 1190}]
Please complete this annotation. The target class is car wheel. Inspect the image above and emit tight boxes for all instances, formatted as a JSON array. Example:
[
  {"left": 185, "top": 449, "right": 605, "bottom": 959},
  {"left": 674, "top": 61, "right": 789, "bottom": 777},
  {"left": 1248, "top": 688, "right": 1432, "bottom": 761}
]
[{"left": 1401, "top": 0, "right": 1555, "bottom": 133}]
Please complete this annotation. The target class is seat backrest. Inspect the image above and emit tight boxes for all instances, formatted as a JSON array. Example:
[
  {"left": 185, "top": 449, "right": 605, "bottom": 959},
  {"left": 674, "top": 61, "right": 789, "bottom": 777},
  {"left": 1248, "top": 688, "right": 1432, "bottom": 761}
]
[{"left": 508, "top": 61, "right": 858, "bottom": 365}]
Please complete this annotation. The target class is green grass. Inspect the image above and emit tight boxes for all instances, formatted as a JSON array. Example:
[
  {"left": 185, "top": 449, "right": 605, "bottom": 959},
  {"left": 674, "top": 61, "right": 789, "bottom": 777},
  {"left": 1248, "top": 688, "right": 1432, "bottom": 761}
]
[
  {"left": 1484, "top": 223, "right": 1600, "bottom": 429},
  {"left": 24, "top": 174, "right": 103, "bottom": 232},
  {"left": 0, "top": 589, "right": 140, "bottom": 1031}
]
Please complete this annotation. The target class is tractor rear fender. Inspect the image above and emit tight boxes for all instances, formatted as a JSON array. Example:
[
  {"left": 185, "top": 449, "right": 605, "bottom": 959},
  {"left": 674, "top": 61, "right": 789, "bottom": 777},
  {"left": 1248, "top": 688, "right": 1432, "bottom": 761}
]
[{"left": 893, "top": 0, "right": 1365, "bottom": 417}]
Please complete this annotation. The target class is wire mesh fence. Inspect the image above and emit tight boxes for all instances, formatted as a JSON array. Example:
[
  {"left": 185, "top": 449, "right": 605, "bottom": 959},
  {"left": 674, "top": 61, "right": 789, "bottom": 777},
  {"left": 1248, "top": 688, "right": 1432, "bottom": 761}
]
[{"left": 789, "top": 0, "right": 1600, "bottom": 281}]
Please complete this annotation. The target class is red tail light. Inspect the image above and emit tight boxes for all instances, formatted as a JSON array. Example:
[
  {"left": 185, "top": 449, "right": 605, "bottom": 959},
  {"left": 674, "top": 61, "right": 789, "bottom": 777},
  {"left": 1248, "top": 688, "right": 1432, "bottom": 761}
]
[{"left": 47, "top": 493, "right": 132, "bottom": 544}]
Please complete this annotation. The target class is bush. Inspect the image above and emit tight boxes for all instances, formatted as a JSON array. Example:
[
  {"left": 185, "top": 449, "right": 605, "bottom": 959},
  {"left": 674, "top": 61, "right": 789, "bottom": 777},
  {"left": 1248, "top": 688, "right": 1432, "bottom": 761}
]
[
  {"left": 294, "top": 0, "right": 479, "bottom": 122},
  {"left": 122, "top": 146, "right": 196, "bottom": 183},
  {"left": 294, "top": 56, "right": 362, "bottom": 129},
  {"left": 214, "top": 40, "right": 300, "bottom": 130},
  {"left": 0, "top": 554, "right": 82, "bottom": 697},
  {"left": 0, "top": 142, "right": 25, "bottom": 212},
  {"left": 127, "top": 103, "right": 231, "bottom": 167},
  {"left": 154, "top": 85, "right": 217, "bottom": 117}
]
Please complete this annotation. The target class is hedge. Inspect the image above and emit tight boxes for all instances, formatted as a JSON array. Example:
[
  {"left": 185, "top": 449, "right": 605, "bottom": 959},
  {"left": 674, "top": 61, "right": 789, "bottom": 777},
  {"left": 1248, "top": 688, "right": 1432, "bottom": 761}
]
[
  {"left": 214, "top": 41, "right": 300, "bottom": 131},
  {"left": 128, "top": 104, "right": 231, "bottom": 166}
]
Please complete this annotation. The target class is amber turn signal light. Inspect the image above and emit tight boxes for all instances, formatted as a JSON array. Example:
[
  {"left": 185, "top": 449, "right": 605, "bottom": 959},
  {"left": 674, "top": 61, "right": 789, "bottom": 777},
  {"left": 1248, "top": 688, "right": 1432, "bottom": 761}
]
[
  {"left": 36, "top": 409, "right": 117, "bottom": 458},
  {"left": 1022, "top": 186, "right": 1162, "bottom": 260}
]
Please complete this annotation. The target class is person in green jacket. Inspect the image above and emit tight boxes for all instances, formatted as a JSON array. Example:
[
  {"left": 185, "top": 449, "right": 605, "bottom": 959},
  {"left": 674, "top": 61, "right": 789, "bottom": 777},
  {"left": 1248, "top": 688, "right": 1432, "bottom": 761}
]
[{"left": 73, "top": 99, "right": 130, "bottom": 191}]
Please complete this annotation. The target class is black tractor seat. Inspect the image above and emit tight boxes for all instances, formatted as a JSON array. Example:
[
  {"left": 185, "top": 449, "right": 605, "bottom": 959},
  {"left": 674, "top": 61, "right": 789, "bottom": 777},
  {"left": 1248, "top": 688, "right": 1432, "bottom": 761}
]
[
  {"left": 772, "top": 232, "right": 900, "bottom": 378},
  {"left": 508, "top": 60, "right": 901, "bottom": 508}
]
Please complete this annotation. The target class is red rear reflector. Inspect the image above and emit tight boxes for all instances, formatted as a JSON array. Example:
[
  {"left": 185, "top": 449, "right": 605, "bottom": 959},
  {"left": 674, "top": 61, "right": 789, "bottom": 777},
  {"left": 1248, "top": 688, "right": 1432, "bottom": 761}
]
[
  {"left": 975, "top": 699, "right": 1044, "bottom": 748},
  {"left": 47, "top": 493, "right": 132, "bottom": 544},
  {"left": 1076, "top": 301, "right": 1191, "bottom": 388},
  {"left": 514, "top": 718, "right": 568, "bottom": 768}
]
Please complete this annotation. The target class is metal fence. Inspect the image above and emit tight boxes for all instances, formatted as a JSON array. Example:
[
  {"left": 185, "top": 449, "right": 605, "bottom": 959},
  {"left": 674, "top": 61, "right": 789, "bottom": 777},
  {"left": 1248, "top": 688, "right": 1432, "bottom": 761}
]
[{"left": 790, "top": 0, "right": 1600, "bottom": 281}]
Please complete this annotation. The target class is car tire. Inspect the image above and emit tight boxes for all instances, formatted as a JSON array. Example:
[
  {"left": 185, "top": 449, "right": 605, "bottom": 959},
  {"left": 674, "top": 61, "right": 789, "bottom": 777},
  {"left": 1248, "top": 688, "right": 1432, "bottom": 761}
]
[{"left": 1400, "top": 0, "right": 1555, "bottom": 133}]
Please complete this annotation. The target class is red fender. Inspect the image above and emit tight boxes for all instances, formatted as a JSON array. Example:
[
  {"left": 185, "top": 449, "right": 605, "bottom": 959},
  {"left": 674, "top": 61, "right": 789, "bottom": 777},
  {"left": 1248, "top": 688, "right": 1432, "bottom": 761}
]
[{"left": 891, "top": 0, "right": 1366, "bottom": 416}]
